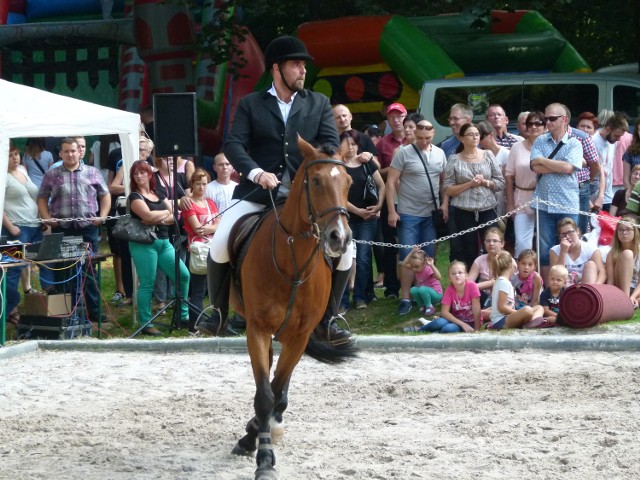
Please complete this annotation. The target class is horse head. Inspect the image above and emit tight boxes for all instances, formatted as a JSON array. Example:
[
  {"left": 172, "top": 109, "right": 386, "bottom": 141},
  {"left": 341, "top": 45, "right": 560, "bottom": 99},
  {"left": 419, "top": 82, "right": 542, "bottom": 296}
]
[{"left": 292, "top": 136, "right": 352, "bottom": 257}]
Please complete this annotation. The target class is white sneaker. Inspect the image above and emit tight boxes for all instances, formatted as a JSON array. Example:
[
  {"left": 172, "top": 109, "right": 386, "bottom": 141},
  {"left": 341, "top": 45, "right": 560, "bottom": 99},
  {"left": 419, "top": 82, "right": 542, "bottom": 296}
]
[{"left": 417, "top": 317, "right": 432, "bottom": 327}]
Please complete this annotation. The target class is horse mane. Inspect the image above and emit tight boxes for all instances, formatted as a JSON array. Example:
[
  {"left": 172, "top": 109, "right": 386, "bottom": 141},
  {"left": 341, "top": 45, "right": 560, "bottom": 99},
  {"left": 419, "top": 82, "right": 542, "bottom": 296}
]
[{"left": 316, "top": 144, "right": 337, "bottom": 157}]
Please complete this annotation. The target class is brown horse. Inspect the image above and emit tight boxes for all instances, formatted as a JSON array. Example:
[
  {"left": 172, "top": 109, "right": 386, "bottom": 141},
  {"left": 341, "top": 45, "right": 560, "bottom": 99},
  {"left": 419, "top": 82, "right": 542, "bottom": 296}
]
[{"left": 228, "top": 137, "right": 356, "bottom": 479}]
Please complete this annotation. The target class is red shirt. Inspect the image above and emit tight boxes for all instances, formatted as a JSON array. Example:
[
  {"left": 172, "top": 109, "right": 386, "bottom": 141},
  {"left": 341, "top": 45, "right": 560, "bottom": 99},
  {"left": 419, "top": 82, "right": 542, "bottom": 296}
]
[
  {"left": 377, "top": 133, "right": 404, "bottom": 169},
  {"left": 183, "top": 198, "right": 219, "bottom": 245}
]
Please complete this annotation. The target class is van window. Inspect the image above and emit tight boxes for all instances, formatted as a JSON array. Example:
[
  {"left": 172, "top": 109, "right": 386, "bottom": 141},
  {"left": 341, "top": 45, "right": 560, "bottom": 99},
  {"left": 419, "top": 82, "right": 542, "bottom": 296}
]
[
  {"left": 521, "top": 84, "right": 598, "bottom": 121},
  {"left": 433, "top": 85, "right": 524, "bottom": 126},
  {"left": 433, "top": 83, "right": 600, "bottom": 128},
  {"left": 613, "top": 85, "right": 640, "bottom": 121}
]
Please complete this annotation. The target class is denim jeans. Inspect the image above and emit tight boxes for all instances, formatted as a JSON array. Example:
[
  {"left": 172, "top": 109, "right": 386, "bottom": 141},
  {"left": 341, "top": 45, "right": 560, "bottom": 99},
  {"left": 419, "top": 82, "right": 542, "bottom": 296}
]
[
  {"left": 397, "top": 214, "right": 436, "bottom": 260},
  {"left": 5, "top": 225, "right": 44, "bottom": 314},
  {"left": 578, "top": 182, "right": 590, "bottom": 235},
  {"left": 422, "top": 317, "right": 464, "bottom": 333},
  {"left": 342, "top": 218, "right": 377, "bottom": 305},
  {"left": 537, "top": 210, "right": 579, "bottom": 266}
]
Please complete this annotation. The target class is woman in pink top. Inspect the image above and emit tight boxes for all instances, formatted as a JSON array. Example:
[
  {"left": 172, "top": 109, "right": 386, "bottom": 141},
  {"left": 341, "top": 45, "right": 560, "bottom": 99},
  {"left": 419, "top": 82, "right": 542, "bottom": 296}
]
[
  {"left": 183, "top": 168, "right": 219, "bottom": 331},
  {"left": 505, "top": 111, "right": 546, "bottom": 257}
]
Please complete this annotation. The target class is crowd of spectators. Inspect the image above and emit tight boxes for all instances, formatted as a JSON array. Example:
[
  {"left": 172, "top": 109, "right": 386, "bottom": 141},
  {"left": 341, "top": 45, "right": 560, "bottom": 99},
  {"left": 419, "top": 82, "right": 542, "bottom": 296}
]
[{"left": 5, "top": 92, "right": 640, "bottom": 338}]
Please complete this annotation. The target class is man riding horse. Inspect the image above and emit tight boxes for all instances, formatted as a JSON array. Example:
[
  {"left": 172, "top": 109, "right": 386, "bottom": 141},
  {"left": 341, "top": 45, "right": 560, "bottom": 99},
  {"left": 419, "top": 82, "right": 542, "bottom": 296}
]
[{"left": 197, "top": 36, "right": 353, "bottom": 344}]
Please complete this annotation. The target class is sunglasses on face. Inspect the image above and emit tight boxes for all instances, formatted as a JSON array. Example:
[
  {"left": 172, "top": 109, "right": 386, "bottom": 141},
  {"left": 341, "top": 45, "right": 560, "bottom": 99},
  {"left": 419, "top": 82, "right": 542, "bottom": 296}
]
[
  {"left": 546, "top": 115, "right": 564, "bottom": 123},
  {"left": 526, "top": 120, "right": 545, "bottom": 127},
  {"left": 416, "top": 124, "right": 434, "bottom": 131}
]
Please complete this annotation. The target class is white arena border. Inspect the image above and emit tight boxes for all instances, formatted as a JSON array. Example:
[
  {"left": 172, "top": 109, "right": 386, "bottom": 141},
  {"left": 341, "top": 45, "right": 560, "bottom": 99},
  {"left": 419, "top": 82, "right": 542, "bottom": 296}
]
[{"left": 3, "top": 333, "right": 640, "bottom": 361}]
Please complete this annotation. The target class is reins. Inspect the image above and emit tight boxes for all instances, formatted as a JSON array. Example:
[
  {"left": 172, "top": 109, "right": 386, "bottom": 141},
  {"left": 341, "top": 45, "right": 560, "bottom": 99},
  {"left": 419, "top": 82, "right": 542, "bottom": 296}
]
[{"left": 269, "top": 158, "right": 349, "bottom": 341}]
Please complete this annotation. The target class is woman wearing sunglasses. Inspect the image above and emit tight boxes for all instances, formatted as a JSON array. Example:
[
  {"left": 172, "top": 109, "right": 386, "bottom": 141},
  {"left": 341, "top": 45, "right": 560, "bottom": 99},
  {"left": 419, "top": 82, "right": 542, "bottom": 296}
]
[
  {"left": 443, "top": 122, "right": 505, "bottom": 270},
  {"left": 505, "top": 111, "right": 547, "bottom": 257}
]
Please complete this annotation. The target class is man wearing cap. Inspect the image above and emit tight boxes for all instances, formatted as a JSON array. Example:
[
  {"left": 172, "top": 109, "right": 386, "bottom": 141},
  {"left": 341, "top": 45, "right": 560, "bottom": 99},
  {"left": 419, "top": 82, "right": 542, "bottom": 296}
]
[
  {"left": 373, "top": 102, "right": 407, "bottom": 300},
  {"left": 198, "top": 35, "right": 352, "bottom": 344},
  {"left": 377, "top": 102, "right": 407, "bottom": 175}
]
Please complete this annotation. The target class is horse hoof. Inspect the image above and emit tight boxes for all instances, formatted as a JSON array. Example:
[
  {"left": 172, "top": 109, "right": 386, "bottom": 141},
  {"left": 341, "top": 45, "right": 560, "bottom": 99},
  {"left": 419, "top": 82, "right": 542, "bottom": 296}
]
[
  {"left": 231, "top": 443, "right": 255, "bottom": 457},
  {"left": 270, "top": 418, "right": 285, "bottom": 445},
  {"left": 255, "top": 466, "right": 277, "bottom": 480}
]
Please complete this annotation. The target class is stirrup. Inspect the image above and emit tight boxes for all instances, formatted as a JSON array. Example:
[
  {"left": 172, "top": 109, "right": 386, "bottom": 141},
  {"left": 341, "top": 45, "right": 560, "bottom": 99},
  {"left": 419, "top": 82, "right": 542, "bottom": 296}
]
[
  {"left": 194, "top": 305, "right": 228, "bottom": 336},
  {"left": 329, "top": 313, "right": 350, "bottom": 331}
]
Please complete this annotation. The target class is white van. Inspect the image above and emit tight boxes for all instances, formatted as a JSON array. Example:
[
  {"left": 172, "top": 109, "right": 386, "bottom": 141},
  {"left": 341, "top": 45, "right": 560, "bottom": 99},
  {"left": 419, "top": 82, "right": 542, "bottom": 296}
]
[{"left": 417, "top": 73, "right": 640, "bottom": 142}]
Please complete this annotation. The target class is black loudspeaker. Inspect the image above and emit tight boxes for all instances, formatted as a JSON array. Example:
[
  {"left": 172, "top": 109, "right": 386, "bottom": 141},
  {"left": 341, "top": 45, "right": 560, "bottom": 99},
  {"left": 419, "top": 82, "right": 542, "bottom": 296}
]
[{"left": 153, "top": 93, "right": 198, "bottom": 156}]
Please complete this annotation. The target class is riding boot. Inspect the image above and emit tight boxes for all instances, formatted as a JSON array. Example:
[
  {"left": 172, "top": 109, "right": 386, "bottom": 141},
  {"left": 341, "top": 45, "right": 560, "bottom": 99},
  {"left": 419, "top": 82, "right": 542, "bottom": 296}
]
[
  {"left": 314, "top": 268, "right": 352, "bottom": 344},
  {"left": 196, "top": 257, "right": 232, "bottom": 336}
]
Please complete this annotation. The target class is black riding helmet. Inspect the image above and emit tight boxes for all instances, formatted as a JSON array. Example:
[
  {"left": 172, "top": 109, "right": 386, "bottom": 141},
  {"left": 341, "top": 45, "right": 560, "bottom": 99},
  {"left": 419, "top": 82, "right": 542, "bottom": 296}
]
[{"left": 264, "top": 36, "right": 313, "bottom": 71}]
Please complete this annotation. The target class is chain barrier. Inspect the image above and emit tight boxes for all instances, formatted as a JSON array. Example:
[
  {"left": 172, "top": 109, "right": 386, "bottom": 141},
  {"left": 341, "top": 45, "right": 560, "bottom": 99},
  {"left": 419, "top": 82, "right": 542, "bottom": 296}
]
[
  {"left": 41, "top": 197, "right": 640, "bottom": 247},
  {"left": 36, "top": 214, "right": 126, "bottom": 225},
  {"left": 353, "top": 198, "right": 640, "bottom": 250},
  {"left": 354, "top": 202, "right": 532, "bottom": 250},
  {"left": 533, "top": 198, "right": 640, "bottom": 228}
]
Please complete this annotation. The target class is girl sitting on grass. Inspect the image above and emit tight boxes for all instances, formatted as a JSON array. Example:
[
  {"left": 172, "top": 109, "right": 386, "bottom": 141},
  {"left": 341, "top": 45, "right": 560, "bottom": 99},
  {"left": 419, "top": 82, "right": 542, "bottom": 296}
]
[
  {"left": 469, "top": 227, "right": 517, "bottom": 322},
  {"left": 489, "top": 251, "right": 548, "bottom": 330},
  {"left": 511, "top": 249, "right": 543, "bottom": 308},
  {"left": 401, "top": 246, "right": 443, "bottom": 316},
  {"left": 405, "top": 261, "right": 481, "bottom": 333}
]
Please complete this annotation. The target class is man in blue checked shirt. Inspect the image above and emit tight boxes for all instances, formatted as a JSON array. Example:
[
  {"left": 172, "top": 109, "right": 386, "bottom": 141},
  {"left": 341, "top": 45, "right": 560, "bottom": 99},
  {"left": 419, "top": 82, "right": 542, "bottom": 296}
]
[{"left": 530, "top": 103, "right": 584, "bottom": 284}]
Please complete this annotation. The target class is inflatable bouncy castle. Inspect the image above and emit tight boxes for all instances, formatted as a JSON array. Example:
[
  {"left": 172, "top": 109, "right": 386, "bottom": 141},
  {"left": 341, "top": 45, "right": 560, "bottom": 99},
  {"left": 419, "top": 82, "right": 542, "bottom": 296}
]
[
  {"left": 0, "top": 0, "right": 264, "bottom": 155},
  {"left": 292, "top": 12, "right": 590, "bottom": 121},
  {"left": 0, "top": 3, "right": 589, "bottom": 156}
]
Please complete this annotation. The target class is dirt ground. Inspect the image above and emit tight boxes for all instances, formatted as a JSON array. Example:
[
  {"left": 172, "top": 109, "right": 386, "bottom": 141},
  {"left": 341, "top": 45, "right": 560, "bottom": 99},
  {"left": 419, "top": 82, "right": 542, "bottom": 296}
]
[{"left": 1, "top": 348, "right": 639, "bottom": 480}]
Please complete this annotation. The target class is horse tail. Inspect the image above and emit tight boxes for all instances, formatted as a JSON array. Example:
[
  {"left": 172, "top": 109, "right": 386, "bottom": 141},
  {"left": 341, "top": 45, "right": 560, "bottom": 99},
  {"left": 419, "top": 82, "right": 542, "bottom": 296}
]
[{"left": 304, "top": 333, "right": 358, "bottom": 364}]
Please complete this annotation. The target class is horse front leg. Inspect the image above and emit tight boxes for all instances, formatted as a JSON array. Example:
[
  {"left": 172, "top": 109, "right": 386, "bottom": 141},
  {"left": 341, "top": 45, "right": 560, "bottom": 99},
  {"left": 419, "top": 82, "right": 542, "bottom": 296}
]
[
  {"left": 268, "top": 335, "right": 311, "bottom": 446},
  {"left": 254, "top": 374, "right": 277, "bottom": 480},
  {"left": 233, "top": 329, "right": 277, "bottom": 480},
  {"left": 270, "top": 376, "right": 290, "bottom": 445},
  {"left": 232, "top": 341, "right": 275, "bottom": 456}
]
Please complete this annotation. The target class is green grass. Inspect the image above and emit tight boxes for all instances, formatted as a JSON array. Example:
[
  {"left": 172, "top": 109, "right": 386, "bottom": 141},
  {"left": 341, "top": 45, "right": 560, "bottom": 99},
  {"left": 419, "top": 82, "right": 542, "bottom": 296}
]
[{"left": 13, "top": 237, "right": 638, "bottom": 341}]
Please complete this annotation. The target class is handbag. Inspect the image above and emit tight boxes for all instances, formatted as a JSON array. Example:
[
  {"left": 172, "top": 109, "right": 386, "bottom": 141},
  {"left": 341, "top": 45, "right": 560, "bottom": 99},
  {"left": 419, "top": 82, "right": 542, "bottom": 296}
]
[
  {"left": 112, "top": 196, "right": 157, "bottom": 245},
  {"left": 411, "top": 144, "right": 448, "bottom": 238},
  {"left": 188, "top": 201, "right": 215, "bottom": 275},
  {"left": 362, "top": 162, "right": 379, "bottom": 205},
  {"left": 189, "top": 237, "right": 212, "bottom": 275}
]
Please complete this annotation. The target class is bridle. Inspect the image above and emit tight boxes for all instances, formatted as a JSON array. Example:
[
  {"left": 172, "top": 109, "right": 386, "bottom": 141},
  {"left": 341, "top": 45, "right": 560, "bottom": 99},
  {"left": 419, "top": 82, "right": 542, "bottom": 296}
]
[
  {"left": 302, "top": 158, "right": 350, "bottom": 232},
  {"left": 269, "top": 158, "right": 350, "bottom": 341}
]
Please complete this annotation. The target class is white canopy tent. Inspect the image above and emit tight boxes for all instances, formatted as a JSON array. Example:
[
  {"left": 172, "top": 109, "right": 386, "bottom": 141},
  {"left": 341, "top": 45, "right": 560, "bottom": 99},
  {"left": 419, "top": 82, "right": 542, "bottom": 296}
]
[{"left": 0, "top": 79, "right": 140, "bottom": 221}]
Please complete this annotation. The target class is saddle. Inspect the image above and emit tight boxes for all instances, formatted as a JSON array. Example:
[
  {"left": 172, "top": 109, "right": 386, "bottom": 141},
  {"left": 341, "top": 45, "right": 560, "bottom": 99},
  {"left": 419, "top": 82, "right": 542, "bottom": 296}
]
[
  {"left": 227, "top": 202, "right": 336, "bottom": 309},
  {"left": 228, "top": 206, "right": 279, "bottom": 307}
]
